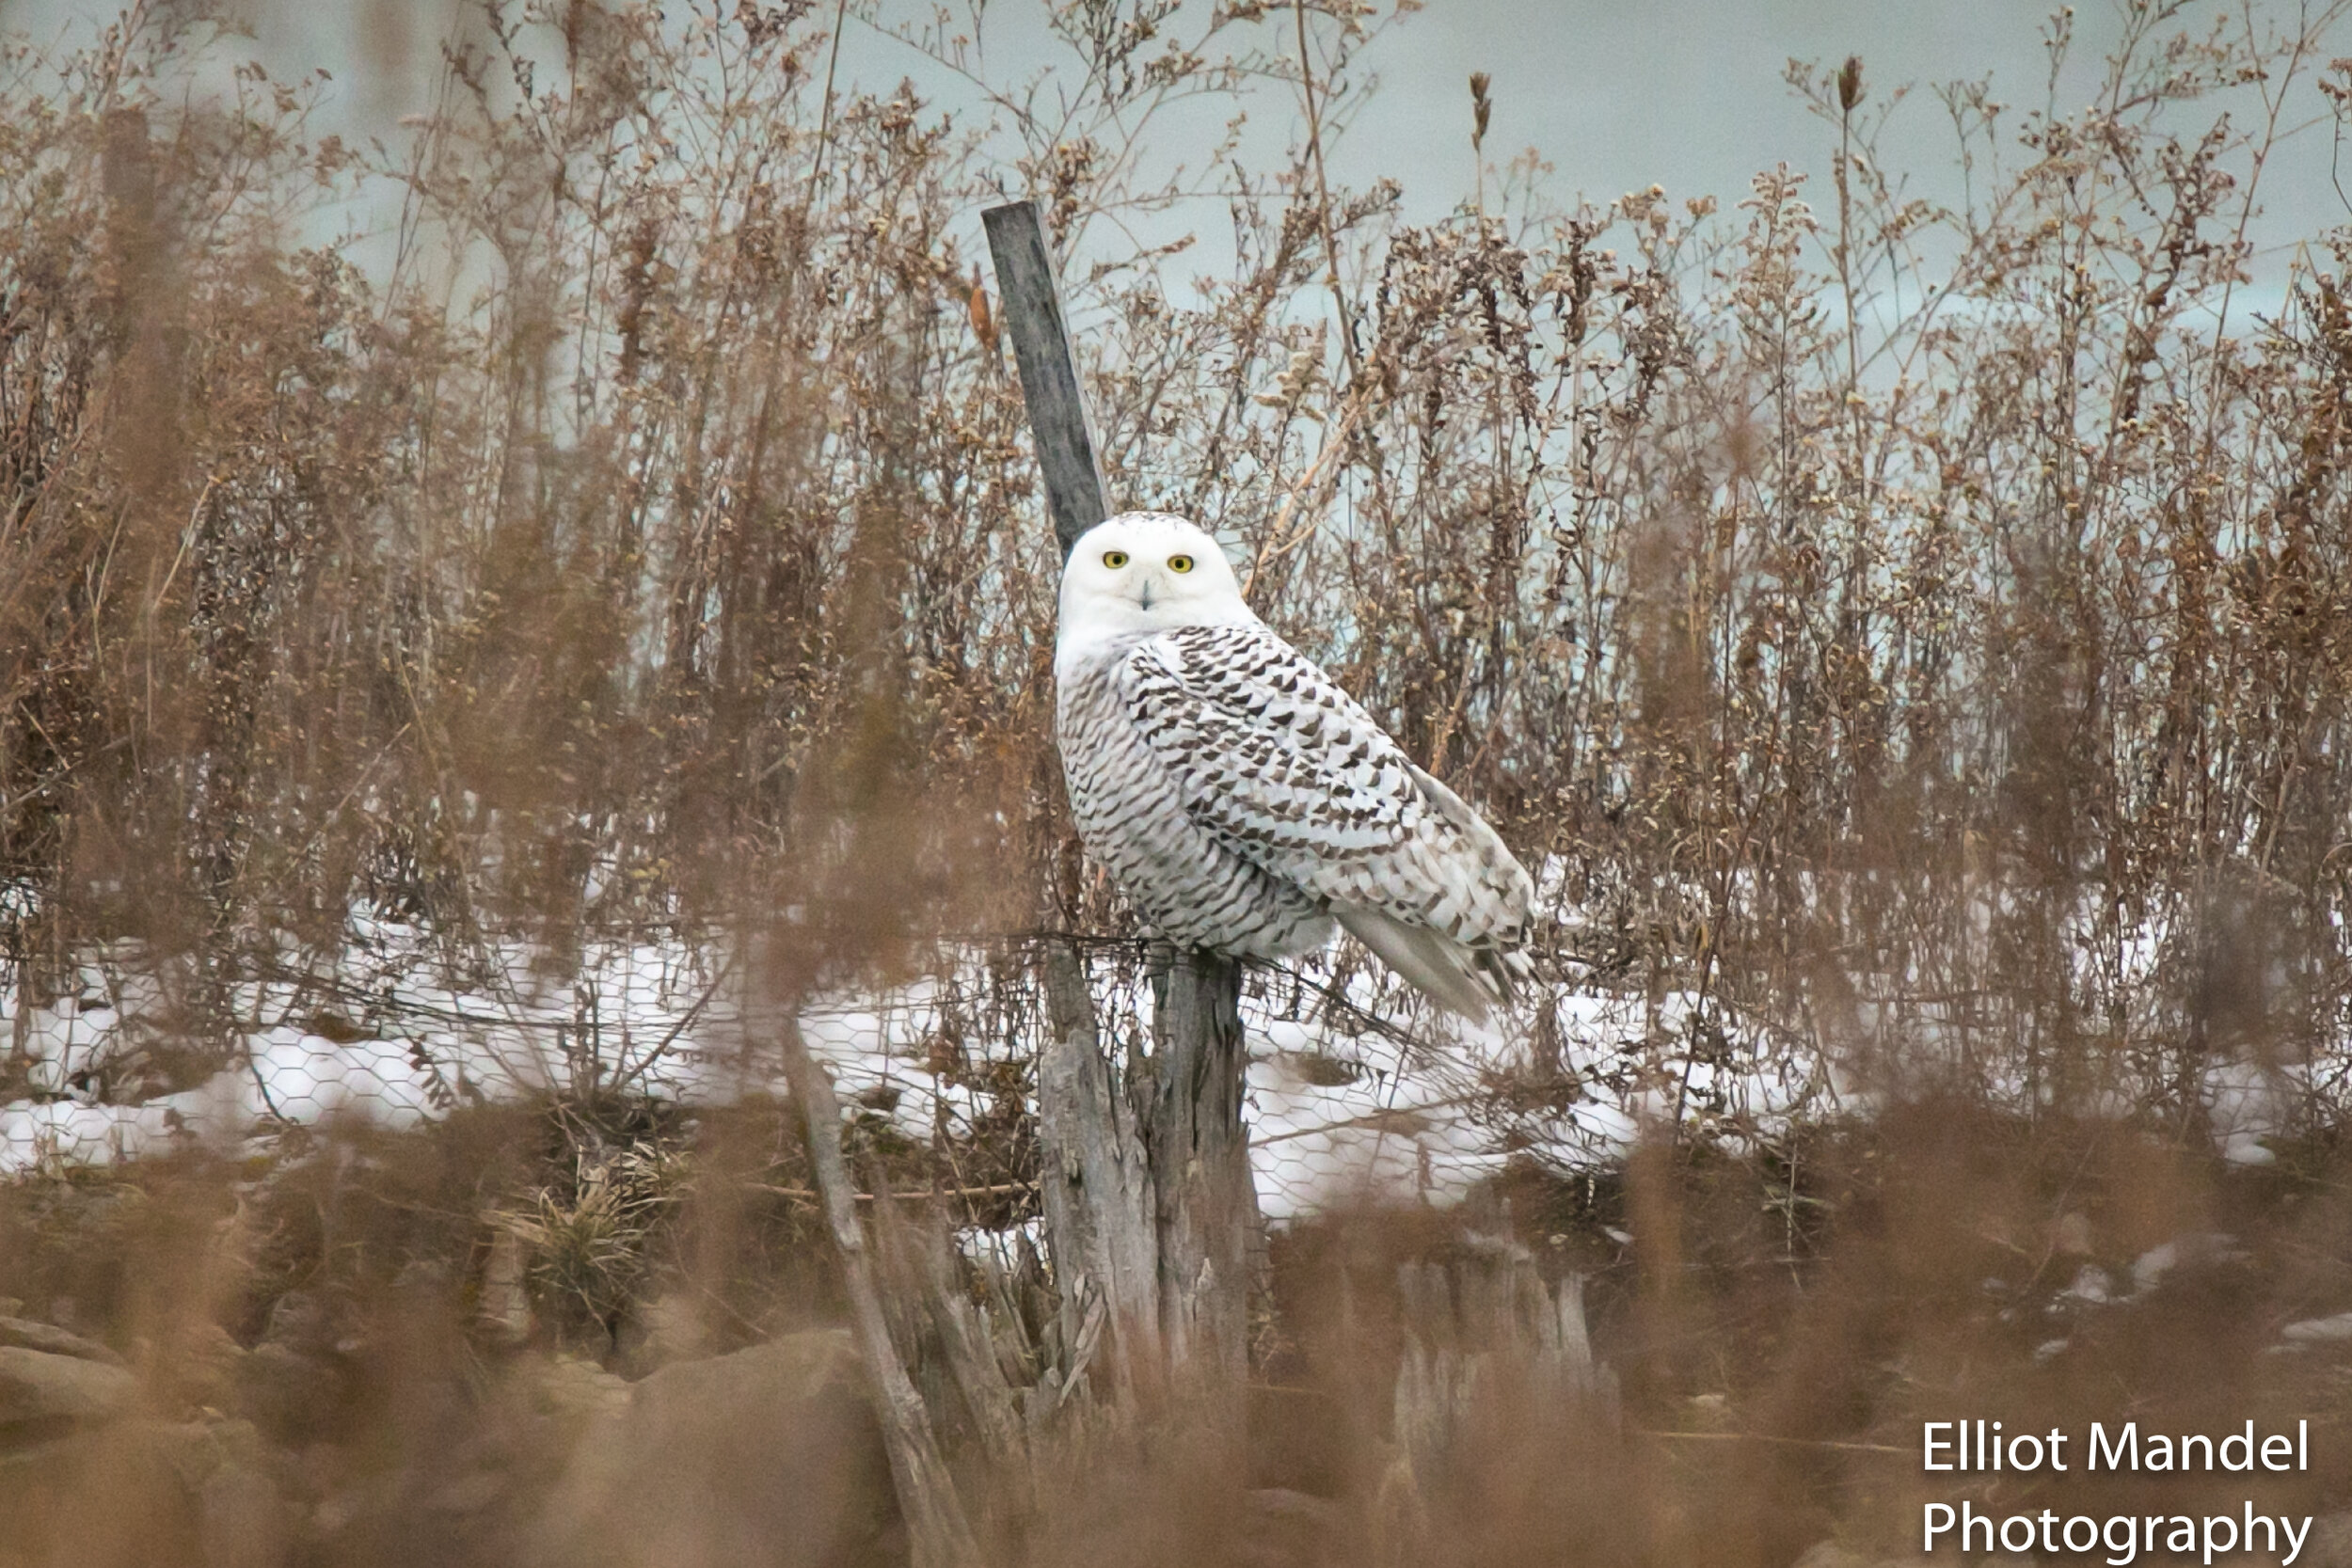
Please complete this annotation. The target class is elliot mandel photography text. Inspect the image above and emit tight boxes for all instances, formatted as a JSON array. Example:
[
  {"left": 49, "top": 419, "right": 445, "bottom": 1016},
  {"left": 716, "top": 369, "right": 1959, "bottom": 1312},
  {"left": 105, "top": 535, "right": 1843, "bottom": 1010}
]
[{"left": 1921, "top": 1420, "right": 2315, "bottom": 1564}]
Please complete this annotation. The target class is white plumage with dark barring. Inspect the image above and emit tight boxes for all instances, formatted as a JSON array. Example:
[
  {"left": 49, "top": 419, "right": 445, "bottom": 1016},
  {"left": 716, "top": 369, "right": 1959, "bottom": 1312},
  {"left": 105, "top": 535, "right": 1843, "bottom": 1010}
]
[{"left": 1053, "top": 511, "right": 1534, "bottom": 1020}]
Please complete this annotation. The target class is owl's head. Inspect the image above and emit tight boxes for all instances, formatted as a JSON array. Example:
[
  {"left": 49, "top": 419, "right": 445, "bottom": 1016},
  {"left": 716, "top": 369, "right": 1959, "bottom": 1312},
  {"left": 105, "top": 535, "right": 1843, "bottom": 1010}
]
[{"left": 1057, "top": 513, "right": 1257, "bottom": 654}]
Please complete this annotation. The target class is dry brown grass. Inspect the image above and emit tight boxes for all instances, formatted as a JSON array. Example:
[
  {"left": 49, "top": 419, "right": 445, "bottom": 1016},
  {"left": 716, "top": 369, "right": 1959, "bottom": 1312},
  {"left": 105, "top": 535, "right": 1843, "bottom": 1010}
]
[{"left": 3, "top": 1, "right": 2352, "bottom": 1563}]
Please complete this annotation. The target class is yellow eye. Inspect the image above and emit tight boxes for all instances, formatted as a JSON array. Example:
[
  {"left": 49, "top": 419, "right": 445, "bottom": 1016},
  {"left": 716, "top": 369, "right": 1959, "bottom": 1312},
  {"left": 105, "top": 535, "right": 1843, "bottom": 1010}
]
[
  {"left": 1167, "top": 554, "right": 1194, "bottom": 573},
  {"left": 1102, "top": 549, "right": 1129, "bottom": 568}
]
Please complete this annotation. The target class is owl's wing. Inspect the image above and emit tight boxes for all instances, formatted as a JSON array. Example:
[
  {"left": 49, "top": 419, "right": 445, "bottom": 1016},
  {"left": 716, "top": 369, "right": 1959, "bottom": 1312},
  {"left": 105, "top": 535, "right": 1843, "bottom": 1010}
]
[{"left": 1116, "top": 623, "right": 1531, "bottom": 950}]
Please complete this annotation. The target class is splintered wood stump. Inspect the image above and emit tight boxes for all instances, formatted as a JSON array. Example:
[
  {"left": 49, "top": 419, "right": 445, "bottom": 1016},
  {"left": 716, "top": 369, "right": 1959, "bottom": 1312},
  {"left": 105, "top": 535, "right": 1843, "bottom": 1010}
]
[
  {"left": 763, "top": 990, "right": 984, "bottom": 1568},
  {"left": 1145, "top": 947, "right": 1255, "bottom": 1390},
  {"left": 1039, "top": 942, "right": 1162, "bottom": 1395}
]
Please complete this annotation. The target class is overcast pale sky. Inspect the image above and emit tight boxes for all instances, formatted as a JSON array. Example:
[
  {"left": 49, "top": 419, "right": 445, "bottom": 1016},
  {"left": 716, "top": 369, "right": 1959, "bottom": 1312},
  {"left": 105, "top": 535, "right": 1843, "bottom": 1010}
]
[{"left": 1, "top": 0, "right": 2343, "bottom": 296}]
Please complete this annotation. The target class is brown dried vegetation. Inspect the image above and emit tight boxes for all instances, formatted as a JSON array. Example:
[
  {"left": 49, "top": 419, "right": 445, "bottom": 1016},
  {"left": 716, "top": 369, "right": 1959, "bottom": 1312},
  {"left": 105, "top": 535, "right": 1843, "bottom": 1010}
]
[{"left": 3, "top": 2, "right": 2352, "bottom": 1564}]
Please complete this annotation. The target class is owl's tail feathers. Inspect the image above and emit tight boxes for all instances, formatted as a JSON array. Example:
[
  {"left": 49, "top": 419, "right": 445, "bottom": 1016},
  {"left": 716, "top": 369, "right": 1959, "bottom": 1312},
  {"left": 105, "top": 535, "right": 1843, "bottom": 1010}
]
[{"left": 1336, "top": 907, "right": 1525, "bottom": 1024}]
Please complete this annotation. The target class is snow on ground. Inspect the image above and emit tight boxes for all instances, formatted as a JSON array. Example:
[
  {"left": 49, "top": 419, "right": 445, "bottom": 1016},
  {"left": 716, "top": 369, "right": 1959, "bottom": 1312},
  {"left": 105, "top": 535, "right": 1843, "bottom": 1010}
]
[
  {"left": 0, "top": 911, "right": 2329, "bottom": 1215},
  {"left": 0, "top": 923, "right": 1693, "bottom": 1217}
]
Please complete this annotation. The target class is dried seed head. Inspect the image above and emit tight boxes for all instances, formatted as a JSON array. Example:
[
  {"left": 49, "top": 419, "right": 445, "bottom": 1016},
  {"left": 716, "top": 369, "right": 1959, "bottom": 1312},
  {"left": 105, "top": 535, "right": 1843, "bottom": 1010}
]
[
  {"left": 1837, "top": 55, "right": 1865, "bottom": 113},
  {"left": 1470, "top": 72, "right": 1493, "bottom": 148},
  {"left": 966, "top": 262, "right": 994, "bottom": 355}
]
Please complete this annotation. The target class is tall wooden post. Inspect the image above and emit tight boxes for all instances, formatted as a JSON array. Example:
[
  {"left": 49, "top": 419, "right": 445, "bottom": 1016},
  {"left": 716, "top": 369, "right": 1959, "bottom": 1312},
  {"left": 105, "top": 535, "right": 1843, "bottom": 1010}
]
[
  {"left": 980, "top": 202, "right": 1110, "bottom": 559},
  {"left": 984, "top": 199, "right": 1259, "bottom": 1396}
]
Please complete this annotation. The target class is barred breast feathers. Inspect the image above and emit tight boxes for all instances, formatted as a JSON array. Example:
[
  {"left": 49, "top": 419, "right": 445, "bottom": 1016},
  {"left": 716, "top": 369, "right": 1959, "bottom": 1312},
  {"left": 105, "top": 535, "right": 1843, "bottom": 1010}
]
[{"left": 1053, "top": 512, "right": 1534, "bottom": 1021}]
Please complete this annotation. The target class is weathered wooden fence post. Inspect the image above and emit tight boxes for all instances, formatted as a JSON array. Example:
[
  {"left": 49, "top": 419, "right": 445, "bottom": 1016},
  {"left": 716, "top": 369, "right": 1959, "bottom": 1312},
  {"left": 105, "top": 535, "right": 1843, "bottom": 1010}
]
[
  {"left": 984, "top": 199, "right": 1260, "bottom": 1398},
  {"left": 980, "top": 201, "right": 1110, "bottom": 557}
]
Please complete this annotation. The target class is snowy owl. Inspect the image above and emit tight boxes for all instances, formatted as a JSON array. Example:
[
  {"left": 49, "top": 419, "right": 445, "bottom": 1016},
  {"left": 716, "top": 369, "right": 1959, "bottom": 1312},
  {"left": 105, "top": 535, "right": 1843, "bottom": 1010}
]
[{"left": 1055, "top": 512, "right": 1534, "bottom": 1020}]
